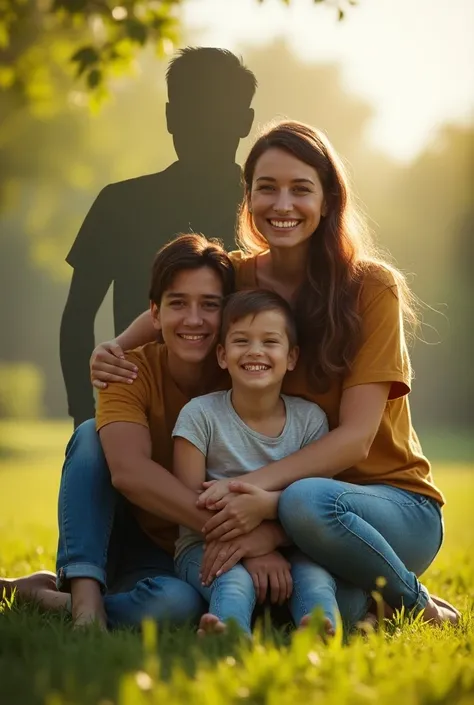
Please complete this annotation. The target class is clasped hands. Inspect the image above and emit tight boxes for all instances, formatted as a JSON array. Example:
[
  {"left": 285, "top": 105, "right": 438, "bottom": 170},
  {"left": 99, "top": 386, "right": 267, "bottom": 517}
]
[
  {"left": 198, "top": 479, "right": 280, "bottom": 541},
  {"left": 197, "top": 480, "right": 290, "bottom": 603}
]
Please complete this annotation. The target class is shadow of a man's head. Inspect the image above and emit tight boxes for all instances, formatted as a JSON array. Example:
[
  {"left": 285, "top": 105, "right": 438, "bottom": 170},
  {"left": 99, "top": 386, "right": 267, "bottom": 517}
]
[{"left": 166, "top": 47, "right": 257, "bottom": 167}]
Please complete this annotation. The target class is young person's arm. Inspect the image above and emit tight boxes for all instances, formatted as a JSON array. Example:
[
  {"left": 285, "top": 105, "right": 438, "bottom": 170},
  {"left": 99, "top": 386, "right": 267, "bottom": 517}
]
[
  {"left": 173, "top": 437, "right": 206, "bottom": 492},
  {"left": 100, "top": 421, "right": 211, "bottom": 531}
]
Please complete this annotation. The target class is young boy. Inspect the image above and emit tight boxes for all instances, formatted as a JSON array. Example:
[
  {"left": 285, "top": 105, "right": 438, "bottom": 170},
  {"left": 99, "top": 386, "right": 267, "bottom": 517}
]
[{"left": 173, "top": 289, "right": 339, "bottom": 637}]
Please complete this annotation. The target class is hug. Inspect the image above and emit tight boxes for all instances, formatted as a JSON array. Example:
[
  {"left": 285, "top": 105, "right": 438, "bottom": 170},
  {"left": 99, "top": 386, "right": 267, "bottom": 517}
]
[{"left": 4, "top": 120, "right": 459, "bottom": 635}]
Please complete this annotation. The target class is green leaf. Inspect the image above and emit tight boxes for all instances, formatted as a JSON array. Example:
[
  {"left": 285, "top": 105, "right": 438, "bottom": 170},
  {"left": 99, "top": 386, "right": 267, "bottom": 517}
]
[
  {"left": 86, "top": 67, "right": 102, "bottom": 89},
  {"left": 124, "top": 18, "right": 148, "bottom": 45},
  {"left": 71, "top": 45, "right": 100, "bottom": 77}
]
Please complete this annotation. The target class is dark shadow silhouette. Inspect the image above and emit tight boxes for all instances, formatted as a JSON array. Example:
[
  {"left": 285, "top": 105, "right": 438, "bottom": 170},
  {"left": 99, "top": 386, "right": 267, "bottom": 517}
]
[{"left": 60, "top": 47, "right": 257, "bottom": 427}]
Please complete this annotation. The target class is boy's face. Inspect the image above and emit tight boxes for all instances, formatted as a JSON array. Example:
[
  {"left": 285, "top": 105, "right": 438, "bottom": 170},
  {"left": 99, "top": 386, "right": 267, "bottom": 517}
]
[
  {"left": 151, "top": 267, "right": 223, "bottom": 365},
  {"left": 217, "top": 310, "right": 298, "bottom": 391}
]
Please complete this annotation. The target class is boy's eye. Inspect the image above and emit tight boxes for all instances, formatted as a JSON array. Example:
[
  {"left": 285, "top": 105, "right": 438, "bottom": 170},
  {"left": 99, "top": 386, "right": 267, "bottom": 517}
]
[
  {"left": 233, "top": 338, "right": 248, "bottom": 344},
  {"left": 169, "top": 300, "right": 184, "bottom": 308},
  {"left": 203, "top": 302, "right": 221, "bottom": 310},
  {"left": 264, "top": 339, "right": 279, "bottom": 345}
]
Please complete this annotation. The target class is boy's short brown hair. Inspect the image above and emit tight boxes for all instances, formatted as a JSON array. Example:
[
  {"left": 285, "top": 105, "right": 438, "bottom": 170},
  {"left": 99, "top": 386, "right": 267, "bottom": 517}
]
[
  {"left": 220, "top": 289, "right": 298, "bottom": 347},
  {"left": 149, "top": 233, "right": 235, "bottom": 305}
]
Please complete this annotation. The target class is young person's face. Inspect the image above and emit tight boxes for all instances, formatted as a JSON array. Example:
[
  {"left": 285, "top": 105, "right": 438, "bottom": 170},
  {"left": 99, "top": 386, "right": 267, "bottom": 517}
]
[
  {"left": 250, "top": 147, "right": 326, "bottom": 252},
  {"left": 217, "top": 309, "right": 298, "bottom": 391},
  {"left": 151, "top": 267, "right": 224, "bottom": 364}
]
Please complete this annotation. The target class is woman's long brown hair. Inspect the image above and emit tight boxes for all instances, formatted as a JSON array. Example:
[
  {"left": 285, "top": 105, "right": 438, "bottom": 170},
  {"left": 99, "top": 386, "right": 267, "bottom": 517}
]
[{"left": 237, "top": 120, "right": 418, "bottom": 389}]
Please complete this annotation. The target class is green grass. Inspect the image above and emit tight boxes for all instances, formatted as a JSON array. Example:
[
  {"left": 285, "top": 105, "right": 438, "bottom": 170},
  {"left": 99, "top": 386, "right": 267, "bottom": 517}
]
[{"left": 0, "top": 421, "right": 473, "bottom": 705}]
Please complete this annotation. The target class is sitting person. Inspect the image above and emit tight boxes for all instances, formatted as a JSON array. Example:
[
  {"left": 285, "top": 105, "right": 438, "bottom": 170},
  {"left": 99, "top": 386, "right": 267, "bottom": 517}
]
[{"left": 173, "top": 289, "right": 337, "bottom": 637}]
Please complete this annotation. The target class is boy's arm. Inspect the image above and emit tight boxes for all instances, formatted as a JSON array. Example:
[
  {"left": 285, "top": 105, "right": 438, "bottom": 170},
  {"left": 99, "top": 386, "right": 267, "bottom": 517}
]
[
  {"left": 100, "top": 421, "right": 211, "bottom": 533},
  {"left": 173, "top": 437, "right": 207, "bottom": 493}
]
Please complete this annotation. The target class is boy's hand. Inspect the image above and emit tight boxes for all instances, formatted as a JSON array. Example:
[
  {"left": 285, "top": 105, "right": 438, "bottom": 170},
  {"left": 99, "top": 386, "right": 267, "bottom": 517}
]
[
  {"left": 200, "top": 522, "right": 282, "bottom": 585},
  {"left": 243, "top": 551, "right": 293, "bottom": 605},
  {"left": 196, "top": 478, "right": 232, "bottom": 508},
  {"left": 202, "top": 484, "right": 280, "bottom": 541}
]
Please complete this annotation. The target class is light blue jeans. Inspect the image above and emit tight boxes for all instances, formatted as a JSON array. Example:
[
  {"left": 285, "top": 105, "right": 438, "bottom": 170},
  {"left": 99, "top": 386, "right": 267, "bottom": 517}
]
[
  {"left": 278, "top": 478, "right": 444, "bottom": 616},
  {"left": 56, "top": 419, "right": 204, "bottom": 629},
  {"left": 175, "top": 542, "right": 340, "bottom": 634}
]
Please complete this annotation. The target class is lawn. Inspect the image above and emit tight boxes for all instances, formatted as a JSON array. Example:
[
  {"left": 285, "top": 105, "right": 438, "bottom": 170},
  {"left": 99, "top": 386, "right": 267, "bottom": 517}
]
[{"left": 0, "top": 421, "right": 473, "bottom": 705}]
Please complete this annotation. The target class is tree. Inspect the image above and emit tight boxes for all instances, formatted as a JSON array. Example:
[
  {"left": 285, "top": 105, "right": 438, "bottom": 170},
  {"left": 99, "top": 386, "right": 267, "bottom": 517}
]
[{"left": 0, "top": 0, "right": 355, "bottom": 104}]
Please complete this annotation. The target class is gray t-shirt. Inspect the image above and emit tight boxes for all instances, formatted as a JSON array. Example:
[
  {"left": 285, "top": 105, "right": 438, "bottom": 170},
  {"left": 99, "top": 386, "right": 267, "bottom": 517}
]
[{"left": 172, "top": 390, "right": 329, "bottom": 557}]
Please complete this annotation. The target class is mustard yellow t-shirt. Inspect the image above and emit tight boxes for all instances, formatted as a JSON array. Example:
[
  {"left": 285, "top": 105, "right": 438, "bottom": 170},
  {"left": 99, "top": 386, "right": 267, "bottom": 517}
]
[
  {"left": 230, "top": 250, "right": 444, "bottom": 506},
  {"left": 95, "top": 343, "right": 226, "bottom": 554}
]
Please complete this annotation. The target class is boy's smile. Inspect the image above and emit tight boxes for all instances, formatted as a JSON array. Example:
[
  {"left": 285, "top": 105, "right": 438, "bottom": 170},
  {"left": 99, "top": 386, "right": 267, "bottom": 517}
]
[{"left": 217, "top": 310, "right": 298, "bottom": 391}]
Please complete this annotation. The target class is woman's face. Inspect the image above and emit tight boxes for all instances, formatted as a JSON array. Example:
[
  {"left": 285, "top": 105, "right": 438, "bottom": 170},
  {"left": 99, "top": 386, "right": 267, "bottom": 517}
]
[
  {"left": 151, "top": 266, "right": 224, "bottom": 365},
  {"left": 250, "top": 147, "right": 326, "bottom": 252}
]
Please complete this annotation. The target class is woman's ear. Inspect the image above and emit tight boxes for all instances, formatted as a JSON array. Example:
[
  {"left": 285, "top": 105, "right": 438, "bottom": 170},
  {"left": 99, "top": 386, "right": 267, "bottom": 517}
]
[{"left": 216, "top": 344, "right": 228, "bottom": 369}]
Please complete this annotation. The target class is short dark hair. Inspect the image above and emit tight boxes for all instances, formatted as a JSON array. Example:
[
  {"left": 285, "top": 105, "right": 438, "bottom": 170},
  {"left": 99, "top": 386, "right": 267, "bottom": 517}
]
[
  {"left": 220, "top": 290, "right": 298, "bottom": 348},
  {"left": 166, "top": 47, "right": 257, "bottom": 106},
  {"left": 149, "top": 234, "right": 235, "bottom": 305}
]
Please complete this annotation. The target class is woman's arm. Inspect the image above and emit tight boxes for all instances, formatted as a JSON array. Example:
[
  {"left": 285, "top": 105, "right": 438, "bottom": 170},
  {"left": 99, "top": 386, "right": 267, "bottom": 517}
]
[
  {"left": 91, "top": 310, "right": 156, "bottom": 388},
  {"left": 116, "top": 309, "right": 156, "bottom": 351},
  {"left": 197, "top": 381, "right": 390, "bottom": 506}
]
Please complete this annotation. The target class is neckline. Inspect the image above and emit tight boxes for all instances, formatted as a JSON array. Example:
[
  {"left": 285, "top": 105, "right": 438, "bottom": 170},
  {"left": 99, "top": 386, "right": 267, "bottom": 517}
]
[{"left": 225, "top": 389, "right": 289, "bottom": 441}]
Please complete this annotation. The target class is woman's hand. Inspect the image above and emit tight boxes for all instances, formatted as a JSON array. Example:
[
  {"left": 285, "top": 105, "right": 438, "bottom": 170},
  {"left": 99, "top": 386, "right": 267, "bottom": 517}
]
[
  {"left": 202, "top": 483, "right": 280, "bottom": 541},
  {"left": 90, "top": 340, "right": 138, "bottom": 389},
  {"left": 243, "top": 552, "right": 293, "bottom": 605},
  {"left": 200, "top": 522, "right": 282, "bottom": 585}
]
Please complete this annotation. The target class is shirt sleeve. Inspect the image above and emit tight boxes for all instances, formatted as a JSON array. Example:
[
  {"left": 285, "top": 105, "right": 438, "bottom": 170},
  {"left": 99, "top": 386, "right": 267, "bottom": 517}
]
[
  {"left": 301, "top": 403, "right": 329, "bottom": 446},
  {"left": 95, "top": 351, "right": 151, "bottom": 432},
  {"left": 172, "top": 398, "right": 211, "bottom": 457},
  {"left": 343, "top": 274, "right": 411, "bottom": 400},
  {"left": 66, "top": 185, "right": 119, "bottom": 277}
]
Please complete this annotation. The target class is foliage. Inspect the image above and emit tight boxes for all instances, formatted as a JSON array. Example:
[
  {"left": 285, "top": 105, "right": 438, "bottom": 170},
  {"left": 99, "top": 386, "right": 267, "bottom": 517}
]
[
  {"left": 0, "top": 362, "right": 44, "bottom": 418},
  {"left": 0, "top": 424, "right": 473, "bottom": 705},
  {"left": 0, "top": 0, "right": 354, "bottom": 104}
]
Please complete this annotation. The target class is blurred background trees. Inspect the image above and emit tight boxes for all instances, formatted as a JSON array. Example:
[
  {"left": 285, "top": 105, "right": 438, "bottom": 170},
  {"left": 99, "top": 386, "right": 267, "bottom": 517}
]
[{"left": 0, "top": 2, "right": 472, "bottom": 443}]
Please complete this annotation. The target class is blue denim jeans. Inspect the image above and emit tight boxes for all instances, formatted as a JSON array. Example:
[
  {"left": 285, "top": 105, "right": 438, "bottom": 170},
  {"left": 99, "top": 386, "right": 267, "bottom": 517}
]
[
  {"left": 56, "top": 419, "right": 204, "bottom": 629},
  {"left": 175, "top": 543, "right": 341, "bottom": 634},
  {"left": 278, "top": 478, "right": 444, "bottom": 618}
]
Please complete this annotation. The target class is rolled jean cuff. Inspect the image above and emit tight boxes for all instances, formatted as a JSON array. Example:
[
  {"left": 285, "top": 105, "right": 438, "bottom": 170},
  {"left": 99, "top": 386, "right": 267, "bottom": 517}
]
[
  {"left": 57, "top": 563, "right": 107, "bottom": 593},
  {"left": 410, "top": 582, "right": 430, "bottom": 615}
]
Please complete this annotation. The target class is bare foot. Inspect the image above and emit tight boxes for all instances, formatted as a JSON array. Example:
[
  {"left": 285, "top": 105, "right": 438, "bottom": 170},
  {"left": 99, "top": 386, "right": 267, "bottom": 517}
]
[
  {"left": 299, "top": 613, "right": 335, "bottom": 638},
  {"left": 197, "top": 613, "right": 227, "bottom": 637},
  {"left": 0, "top": 571, "right": 68, "bottom": 611},
  {"left": 422, "top": 596, "right": 460, "bottom": 626},
  {"left": 430, "top": 595, "right": 461, "bottom": 622},
  {"left": 70, "top": 578, "right": 107, "bottom": 630},
  {"left": 0, "top": 570, "right": 56, "bottom": 600}
]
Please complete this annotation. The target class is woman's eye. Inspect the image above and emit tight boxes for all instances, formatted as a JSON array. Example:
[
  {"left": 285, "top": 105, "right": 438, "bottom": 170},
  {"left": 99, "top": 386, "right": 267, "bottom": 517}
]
[
  {"left": 257, "top": 184, "right": 274, "bottom": 191},
  {"left": 293, "top": 186, "right": 310, "bottom": 194}
]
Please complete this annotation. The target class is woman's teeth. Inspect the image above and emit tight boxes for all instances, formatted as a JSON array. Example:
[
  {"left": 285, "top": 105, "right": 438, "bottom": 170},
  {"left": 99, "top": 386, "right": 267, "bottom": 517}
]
[
  {"left": 269, "top": 220, "right": 299, "bottom": 228},
  {"left": 242, "top": 364, "right": 270, "bottom": 371},
  {"left": 179, "top": 334, "right": 205, "bottom": 340}
]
